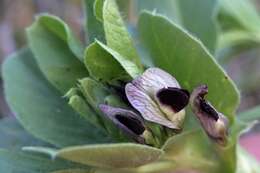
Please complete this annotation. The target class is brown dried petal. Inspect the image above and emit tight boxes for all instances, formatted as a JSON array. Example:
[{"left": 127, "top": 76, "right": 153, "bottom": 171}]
[{"left": 190, "top": 85, "right": 229, "bottom": 145}]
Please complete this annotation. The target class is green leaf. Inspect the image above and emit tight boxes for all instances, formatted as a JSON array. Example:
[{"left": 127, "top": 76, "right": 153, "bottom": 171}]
[
  {"left": 175, "top": 0, "right": 218, "bottom": 53},
  {"left": 103, "top": 0, "right": 143, "bottom": 70},
  {"left": 55, "top": 143, "right": 163, "bottom": 168},
  {"left": 84, "top": 0, "right": 105, "bottom": 42},
  {"left": 162, "top": 130, "right": 217, "bottom": 172},
  {"left": 135, "top": 0, "right": 217, "bottom": 53},
  {"left": 68, "top": 95, "right": 102, "bottom": 128},
  {"left": 98, "top": 41, "right": 142, "bottom": 78},
  {"left": 0, "top": 117, "right": 49, "bottom": 149},
  {"left": 78, "top": 78, "right": 130, "bottom": 142},
  {"left": 138, "top": 11, "right": 240, "bottom": 122},
  {"left": 65, "top": 87, "right": 104, "bottom": 130},
  {"left": 79, "top": 78, "right": 109, "bottom": 111},
  {"left": 84, "top": 42, "right": 130, "bottom": 82},
  {"left": 0, "top": 149, "right": 86, "bottom": 173},
  {"left": 27, "top": 14, "right": 88, "bottom": 94},
  {"left": 238, "top": 106, "right": 260, "bottom": 123},
  {"left": 162, "top": 130, "right": 236, "bottom": 173},
  {"left": 37, "top": 15, "right": 84, "bottom": 59},
  {"left": 85, "top": 41, "right": 141, "bottom": 81},
  {"left": 2, "top": 48, "right": 112, "bottom": 147}
]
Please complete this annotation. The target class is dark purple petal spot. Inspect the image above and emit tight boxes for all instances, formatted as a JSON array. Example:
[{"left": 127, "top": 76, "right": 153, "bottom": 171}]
[
  {"left": 157, "top": 87, "right": 190, "bottom": 112},
  {"left": 200, "top": 99, "right": 219, "bottom": 121},
  {"left": 115, "top": 114, "right": 145, "bottom": 135},
  {"left": 99, "top": 104, "right": 146, "bottom": 143}
]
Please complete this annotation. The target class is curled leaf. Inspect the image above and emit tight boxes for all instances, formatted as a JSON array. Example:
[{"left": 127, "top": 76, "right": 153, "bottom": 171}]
[
  {"left": 190, "top": 85, "right": 229, "bottom": 145},
  {"left": 125, "top": 68, "right": 189, "bottom": 130}
]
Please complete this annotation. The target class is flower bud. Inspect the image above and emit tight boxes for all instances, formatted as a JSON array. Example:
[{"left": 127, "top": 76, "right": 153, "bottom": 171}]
[{"left": 99, "top": 104, "right": 146, "bottom": 143}]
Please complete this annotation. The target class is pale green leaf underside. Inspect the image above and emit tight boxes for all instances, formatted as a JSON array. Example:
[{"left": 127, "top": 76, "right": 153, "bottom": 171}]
[
  {"left": 23, "top": 144, "right": 163, "bottom": 169},
  {"left": 2, "top": 48, "right": 111, "bottom": 147},
  {"left": 56, "top": 143, "right": 163, "bottom": 168},
  {"left": 27, "top": 14, "right": 88, "bottom": 94},
  {"left": 138, "top": 11, "right": 240, "bottom": 122}
]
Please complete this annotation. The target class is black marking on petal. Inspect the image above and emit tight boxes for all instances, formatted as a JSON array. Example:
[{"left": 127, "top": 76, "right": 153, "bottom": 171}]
[
  {"left": 115, "top": 114, "right": 145, "bottom": 135},
  {"left": 157, "top": 87, "right": 190, "bottom": 112},
  {"left": 200, "top": 99, "right": 219, "bottom": 121},
  {"left": 99, "top": 104, "right": 145, "bottom": 143},
  {"left": 109, "top": 82, "right": 130, "bottom": 105}
]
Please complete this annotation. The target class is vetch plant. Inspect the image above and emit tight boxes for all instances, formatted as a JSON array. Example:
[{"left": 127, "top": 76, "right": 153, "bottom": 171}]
[{"left": 0, "top": 0, "right": 260, "bottom": 173}]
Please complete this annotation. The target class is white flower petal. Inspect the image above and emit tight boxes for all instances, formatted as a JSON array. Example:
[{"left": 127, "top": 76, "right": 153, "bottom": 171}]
[
  {"left": 125, "top": 83, "right": 179, "bottom": 129},
  {"left": 131, "top": 68, "right": 180, "bottom": 97}
]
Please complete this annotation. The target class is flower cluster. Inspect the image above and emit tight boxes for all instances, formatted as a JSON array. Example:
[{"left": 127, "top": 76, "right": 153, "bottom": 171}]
[{"left": 100, "top": 68, "right": 229, "bottom": 146}]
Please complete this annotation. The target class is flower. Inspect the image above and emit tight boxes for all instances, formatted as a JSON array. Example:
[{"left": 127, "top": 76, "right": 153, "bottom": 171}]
[
  {"left": 190, "top": 85, "right": 229, "bottom": 145},
  {"left": 125, "top": 68, "right": 189, "bottom": 130}
]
